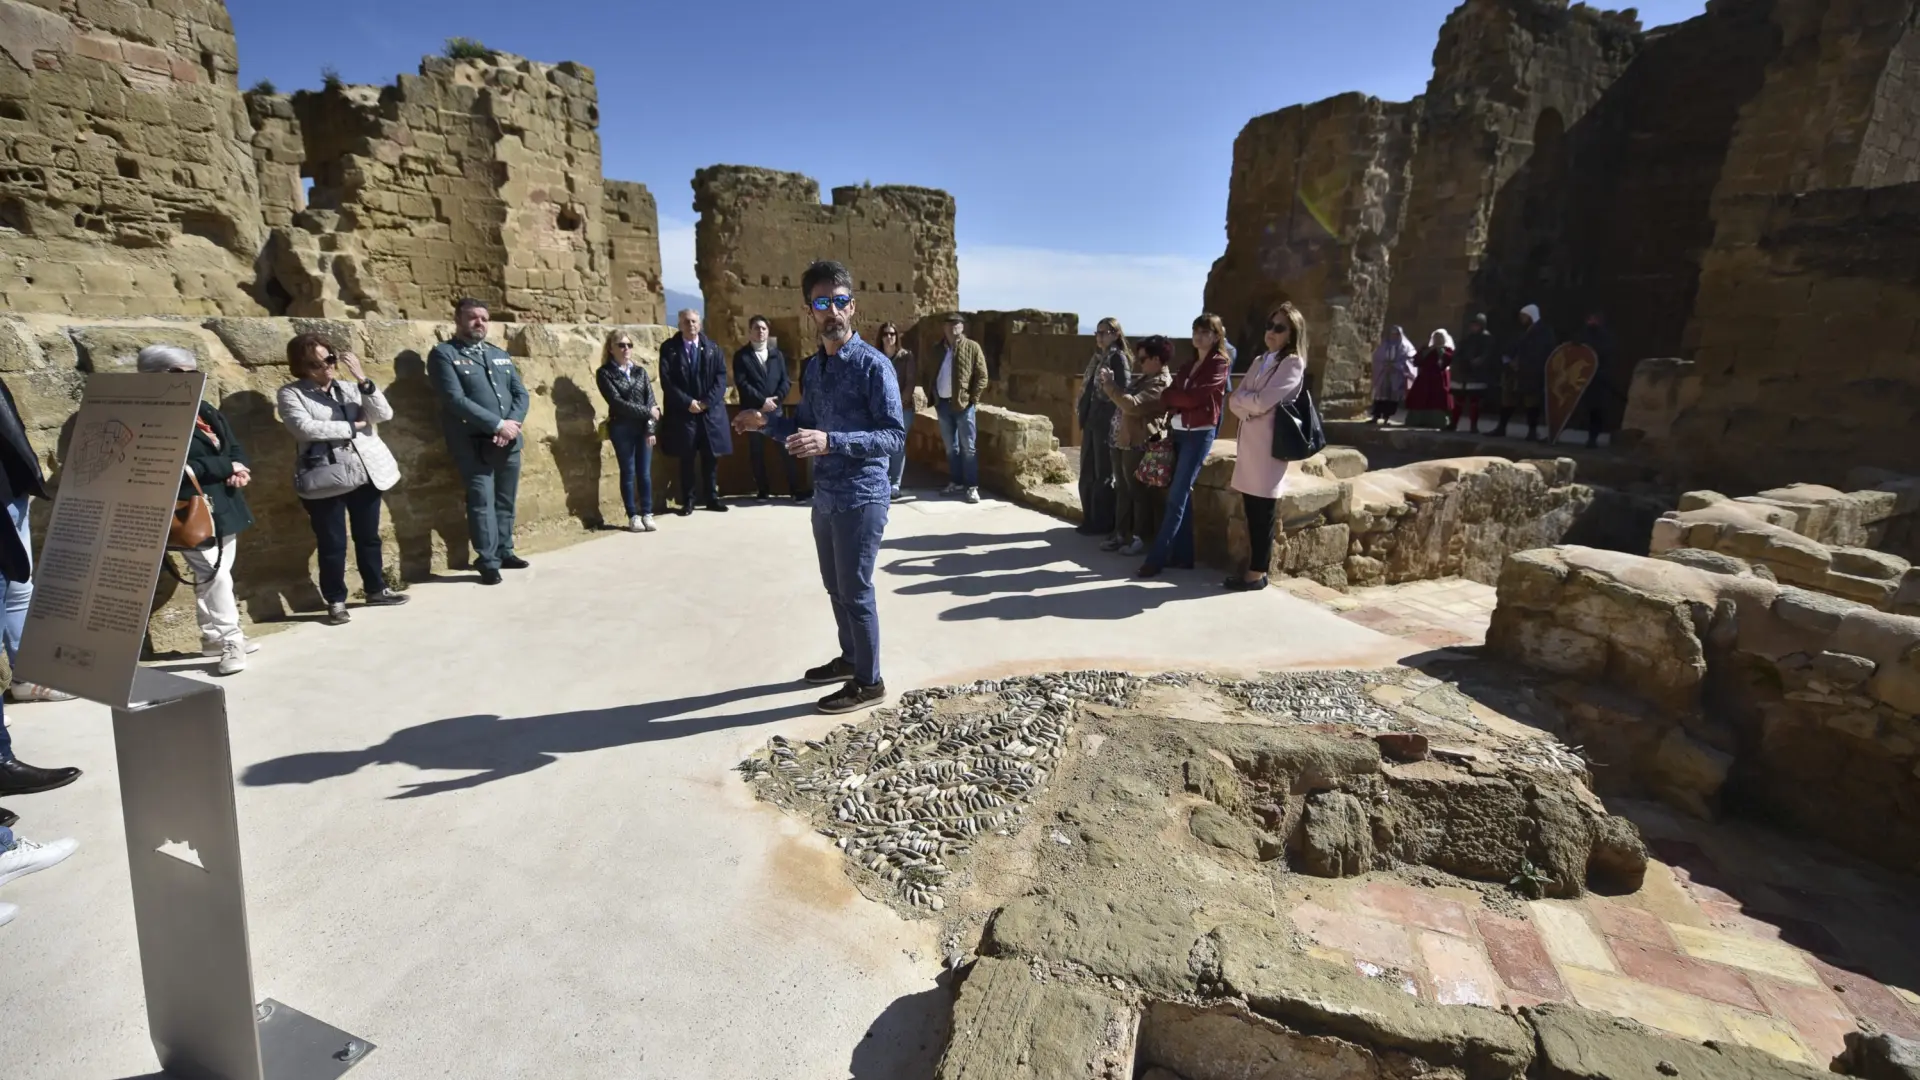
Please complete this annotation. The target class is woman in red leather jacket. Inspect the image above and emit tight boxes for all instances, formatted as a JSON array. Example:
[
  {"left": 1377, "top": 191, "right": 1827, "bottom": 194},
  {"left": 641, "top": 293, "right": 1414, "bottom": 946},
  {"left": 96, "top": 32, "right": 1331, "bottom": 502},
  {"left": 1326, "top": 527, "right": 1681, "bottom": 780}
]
[{"left": 1137, "top": 313, "right": 1231, "bottom": 577}]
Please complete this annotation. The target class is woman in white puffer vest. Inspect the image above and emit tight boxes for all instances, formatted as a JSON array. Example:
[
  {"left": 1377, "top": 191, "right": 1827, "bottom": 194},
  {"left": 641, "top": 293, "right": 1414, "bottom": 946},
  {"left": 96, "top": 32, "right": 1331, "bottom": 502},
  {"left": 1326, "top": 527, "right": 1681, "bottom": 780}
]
[{"left": 275, "top": 332, "right": 409, "bottom": 625}]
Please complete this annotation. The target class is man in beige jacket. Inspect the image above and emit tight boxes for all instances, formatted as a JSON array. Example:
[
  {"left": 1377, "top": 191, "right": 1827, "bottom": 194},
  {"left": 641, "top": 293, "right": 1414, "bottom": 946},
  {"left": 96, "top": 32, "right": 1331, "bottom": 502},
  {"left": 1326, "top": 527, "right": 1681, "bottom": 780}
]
[{"left": 929, "top": 314, "right": 989, "bottom": 502}]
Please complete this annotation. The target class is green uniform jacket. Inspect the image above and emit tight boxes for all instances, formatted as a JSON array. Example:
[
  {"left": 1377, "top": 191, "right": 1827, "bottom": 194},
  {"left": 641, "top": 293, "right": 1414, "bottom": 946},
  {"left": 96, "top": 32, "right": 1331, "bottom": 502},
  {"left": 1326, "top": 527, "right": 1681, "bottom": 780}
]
[
  {"left": 428, "top": 338, "right": 530, "bottom": 449},
  {"left": 180, "top": 402, "right": 255, "bottom": 536}
]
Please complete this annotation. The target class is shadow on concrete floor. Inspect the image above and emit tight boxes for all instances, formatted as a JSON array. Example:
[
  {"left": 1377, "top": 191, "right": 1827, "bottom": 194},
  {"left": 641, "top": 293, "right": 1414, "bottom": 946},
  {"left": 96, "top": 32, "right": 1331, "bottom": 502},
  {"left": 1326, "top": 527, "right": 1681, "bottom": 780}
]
[
  {"left": 883, "top": 527, "right": 1222, "bottom": 620},
  {"left": 238, "top": 681, "right": 814, "bottom": 798},
  {"left": 849, "top": 969, "right": 955, "bottom": 1080}
]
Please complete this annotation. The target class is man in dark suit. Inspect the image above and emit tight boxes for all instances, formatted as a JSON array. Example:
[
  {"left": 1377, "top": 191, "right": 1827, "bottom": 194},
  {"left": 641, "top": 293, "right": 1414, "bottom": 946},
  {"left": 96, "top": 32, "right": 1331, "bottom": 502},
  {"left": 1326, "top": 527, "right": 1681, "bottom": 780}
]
[
  {"left": 0, "top": 376, "right": 82, "bottom": 813},
  {"left": 658, "top": 309, "right": 733, "bottom": 515},
  {"left": 427, "top": 297, "right": 531, "bottom": 585},
  {"left": 733, "top": 315, "right": 806, "bottom": 502}
]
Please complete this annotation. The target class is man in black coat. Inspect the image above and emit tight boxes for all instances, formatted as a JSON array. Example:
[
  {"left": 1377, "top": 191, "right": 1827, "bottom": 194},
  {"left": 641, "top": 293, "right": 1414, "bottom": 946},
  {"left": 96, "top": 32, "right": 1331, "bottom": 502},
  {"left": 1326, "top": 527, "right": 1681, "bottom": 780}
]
[
  {"left": 658, "top": 309, "right": 733, "bottom": 515},
  {"left": 0, "top": 377, "right": 82, "bottom": 807},
  {"left": 733, "top": 315, "right": 805, "bottom": 502},
  {"left": 1576, "top": 310, "right": 1619, "bottom": 448}
]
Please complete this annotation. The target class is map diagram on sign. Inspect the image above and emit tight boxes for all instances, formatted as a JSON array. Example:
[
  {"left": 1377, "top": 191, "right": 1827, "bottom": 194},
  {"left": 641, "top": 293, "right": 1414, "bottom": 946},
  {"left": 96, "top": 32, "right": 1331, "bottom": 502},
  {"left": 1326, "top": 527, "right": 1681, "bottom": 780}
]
[{"left": 69, "top": 420, "right": 137, "bottom": 487}]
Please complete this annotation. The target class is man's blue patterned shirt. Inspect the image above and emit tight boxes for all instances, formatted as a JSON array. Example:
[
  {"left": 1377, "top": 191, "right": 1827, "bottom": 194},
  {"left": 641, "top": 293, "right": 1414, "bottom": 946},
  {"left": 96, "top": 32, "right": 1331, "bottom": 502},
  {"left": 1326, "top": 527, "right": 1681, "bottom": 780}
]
[{"left": 759, "top": 332, "right": 905, "bottom": 512}]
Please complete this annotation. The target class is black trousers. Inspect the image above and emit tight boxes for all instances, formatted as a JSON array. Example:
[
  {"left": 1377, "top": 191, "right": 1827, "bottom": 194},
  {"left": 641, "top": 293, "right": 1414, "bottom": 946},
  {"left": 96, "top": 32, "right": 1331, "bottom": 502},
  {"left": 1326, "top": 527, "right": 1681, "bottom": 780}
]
[
  {"left": 302, "top": 481, "right": 387, "bottom": 603},
  {"left": 748, "top": 430, "right": 801, "bottom": 497},
  {"left": 1242, "top": 493, "right": 1277, "bottom": 576},
  {"left": 678, "top": 427, "right": 720, "bottom": 508}
]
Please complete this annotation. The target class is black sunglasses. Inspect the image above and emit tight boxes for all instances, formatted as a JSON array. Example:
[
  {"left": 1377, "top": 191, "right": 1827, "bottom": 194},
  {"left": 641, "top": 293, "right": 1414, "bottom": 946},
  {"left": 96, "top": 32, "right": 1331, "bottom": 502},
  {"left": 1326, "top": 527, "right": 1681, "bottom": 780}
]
[
  {"left": 809, "top": 295, "right": 855, "bottom": 312},
  {"left": 614, "top": 341, "right": 634, "bottom": 349},
  {"left": 1267, "top": 321, "right": 1291, "bottom": 333}
]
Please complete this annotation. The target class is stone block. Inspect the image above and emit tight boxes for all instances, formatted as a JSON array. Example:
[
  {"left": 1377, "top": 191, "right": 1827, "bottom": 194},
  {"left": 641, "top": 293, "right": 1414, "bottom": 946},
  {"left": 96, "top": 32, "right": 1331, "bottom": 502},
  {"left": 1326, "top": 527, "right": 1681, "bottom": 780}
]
[
  {"left": 1278, "top": 524, "right": 1350, "bottom": 576},
  {"left": 1320, "top": 445, "right": 1368, "bottom": 479},
  {"left": 1676, "top": 490, "right": 1728, "bottom": 512},
  {"left": 1773, "top": 587, "right": 1859, "bottom": 634},
  {"left": 1832, "top": 546, "right": 1909, "bottom": 581},
  {"left": 1811, "top": 651, "right": 1878, "bottom": 688},
  {"left": 67, "top": 324, "right": 210, "bottom": 372},
  {"left": 1647, "top": 727, "right": 1732, "bottom": 819},
  {"left": 935, "top": 956, "right": 1137, "bottom": 1080}
]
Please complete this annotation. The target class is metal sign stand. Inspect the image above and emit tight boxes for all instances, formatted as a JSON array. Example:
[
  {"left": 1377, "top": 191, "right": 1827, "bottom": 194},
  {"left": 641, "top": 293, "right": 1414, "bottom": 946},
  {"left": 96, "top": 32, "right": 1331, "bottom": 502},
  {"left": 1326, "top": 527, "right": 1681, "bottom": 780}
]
[{"left": 114, "top": 667, "right": 375, "bottom": 1080}]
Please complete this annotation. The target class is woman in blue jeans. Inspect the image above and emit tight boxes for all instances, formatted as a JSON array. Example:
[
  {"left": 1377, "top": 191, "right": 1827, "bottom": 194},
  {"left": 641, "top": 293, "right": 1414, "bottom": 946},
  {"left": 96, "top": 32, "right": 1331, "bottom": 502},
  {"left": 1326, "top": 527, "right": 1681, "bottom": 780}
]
[
  {"left": 596, "top": 330, "right": 660, "bottom": 532},
  {"left": 1137, "top": 314, "right": 1232, "bottom": 577}
]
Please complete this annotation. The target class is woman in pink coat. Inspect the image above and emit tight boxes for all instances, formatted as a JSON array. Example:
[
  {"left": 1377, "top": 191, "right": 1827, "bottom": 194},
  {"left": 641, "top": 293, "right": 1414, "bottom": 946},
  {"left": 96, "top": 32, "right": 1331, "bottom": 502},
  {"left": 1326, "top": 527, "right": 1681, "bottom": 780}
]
[{"left": 1224, "top": 302, "right": 1309, "bottom": 591}]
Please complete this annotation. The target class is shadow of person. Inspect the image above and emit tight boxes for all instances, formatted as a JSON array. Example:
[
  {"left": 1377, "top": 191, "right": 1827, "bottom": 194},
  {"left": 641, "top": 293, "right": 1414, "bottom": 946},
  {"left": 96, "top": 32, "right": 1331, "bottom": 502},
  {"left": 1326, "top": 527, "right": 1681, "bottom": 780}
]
[
  {"left": 896, "top": 566, "right": 1106, "bottom": 599},
  {"left": 384, "top": 348, "right": 473, "bottom": 578},
  {"left": 240, "top": 681, "right": 810, "bottom": 798},
  {"left": 880, "top": 529, "right": 1059, "bottom": 554},
  {"left": 848, "top": 970, "right": 955, "bottom": 1080},
  {"left": 939, "top": 579, "right": 1212, "bottom": 622},
  {"left": 547, "top": 374, "right": 606, "bottom": 528}
]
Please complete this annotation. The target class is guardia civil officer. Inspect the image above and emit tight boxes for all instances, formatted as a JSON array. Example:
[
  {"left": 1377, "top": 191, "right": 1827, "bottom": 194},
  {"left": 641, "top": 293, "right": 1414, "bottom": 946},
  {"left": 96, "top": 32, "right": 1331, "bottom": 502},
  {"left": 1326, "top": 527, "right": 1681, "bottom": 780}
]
[{"left": 428, "top": 297, "right": 530, "bottom": 585}]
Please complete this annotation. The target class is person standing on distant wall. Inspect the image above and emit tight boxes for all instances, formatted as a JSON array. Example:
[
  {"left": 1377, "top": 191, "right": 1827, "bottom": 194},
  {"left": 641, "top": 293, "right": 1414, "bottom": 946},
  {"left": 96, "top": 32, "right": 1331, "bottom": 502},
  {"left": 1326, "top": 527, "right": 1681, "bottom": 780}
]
[
  {"left": 733, "top": 315, "right": 805, "bottom": 502},
  {"left": 733, "top": 260, "right": 904, "bottom": 715},
  {"left": 658, "top": 309, "right": 733, "bottom": 515},
  {"left": 428, "top": 298, "right": 530, "bottom": 585},
  {"left": 930, "top": 314, "right": 988, "bottom": 503},
  {"left": 1499, "top": 304, "right": 1556, "bottom": 441},
  {"left": 1075, "top": 317, "right": 1130, "bottom": 541},
  {"left": 1575, "top": 310, "right": 1617, "bottom": 448},
  {"left": 1451, "top": 313, "right": 1494, "bottom": 433}
]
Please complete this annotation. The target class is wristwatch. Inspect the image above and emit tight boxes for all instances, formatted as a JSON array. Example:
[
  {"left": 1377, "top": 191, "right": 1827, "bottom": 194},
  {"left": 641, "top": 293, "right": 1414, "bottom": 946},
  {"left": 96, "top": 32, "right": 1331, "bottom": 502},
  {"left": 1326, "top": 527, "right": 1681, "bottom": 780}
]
[{"left": 359, "top": 378, "right": 376, "bottom": 394}]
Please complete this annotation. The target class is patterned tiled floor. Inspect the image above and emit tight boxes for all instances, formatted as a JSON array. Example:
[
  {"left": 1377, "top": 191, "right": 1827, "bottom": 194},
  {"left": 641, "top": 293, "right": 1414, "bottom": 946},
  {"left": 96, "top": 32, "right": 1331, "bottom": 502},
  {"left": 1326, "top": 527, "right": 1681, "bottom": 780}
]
[
  {"left": 1289, "top": 798, "right": 1920, "bottom": 1066},
  {"left": 1298, "top": 577, "right": 1499, "bottom": 650}
]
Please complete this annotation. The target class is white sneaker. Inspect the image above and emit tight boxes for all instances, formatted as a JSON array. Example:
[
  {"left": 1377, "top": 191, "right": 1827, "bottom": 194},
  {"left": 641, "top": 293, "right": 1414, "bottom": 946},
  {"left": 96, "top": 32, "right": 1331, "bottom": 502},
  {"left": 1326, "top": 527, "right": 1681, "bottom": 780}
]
[
  {"left": 7, "top": 681, "right": 75, "bottom": 703},
  {"left": 641, "top": 515, "right": 656, "bottom": 532},
  {"left": 201, "top": 638, "right": 260, "bottom": 658},
  {"left": 941, "top": 483, "right": 962, "bottom": 496},
  {"left": 0, "top": 836, "right": 79, "bottom": 887},
  {"left": 1120, "top": 538, "right": 1145, "bottom": 557},
  {"left": 966, "top": 487, "right": 981, "bottom": 504},
  {"left": 0, "top": 900, "right": 15, "bottom": 927},
  {"left": 628, "top": 515, "right": 644, "bottom": 533},
  {"left": 217, "top": 639, "right": 248, "bottom": 675}
]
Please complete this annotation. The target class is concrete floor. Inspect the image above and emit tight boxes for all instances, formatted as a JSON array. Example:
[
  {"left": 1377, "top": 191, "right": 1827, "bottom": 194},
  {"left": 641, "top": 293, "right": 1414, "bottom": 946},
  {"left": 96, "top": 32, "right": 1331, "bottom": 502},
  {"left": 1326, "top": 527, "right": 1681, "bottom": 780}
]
[{"left": 0, "top": 490, "right": 1403, "bottom": 1080}]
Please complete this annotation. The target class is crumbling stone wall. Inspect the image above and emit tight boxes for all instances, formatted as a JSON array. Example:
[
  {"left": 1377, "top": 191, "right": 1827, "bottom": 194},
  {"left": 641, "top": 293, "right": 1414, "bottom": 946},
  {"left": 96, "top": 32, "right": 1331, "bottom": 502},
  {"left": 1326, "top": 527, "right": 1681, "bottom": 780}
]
[
  {"left": 0, "top": 312, "right": 671, "bottom": 656},
  {"left": 1388, "top": 0, "right": 1641, "bottom": 345},
  {"left": 1204, "top": 93, "right": 1418, "bottom": 415},
  {"left": 271, "top": 53, "right": 617, "bottom": 322},
  {"left": 1488, "top": 545, "right": 1920, "bottom": 874},
  {"left": 692, "top": 165, "right": 958, "bottom": 350},
  {"left": 0, "top": 0, "right": 266, "bottom": 316},
  {"left": 604, "top": 180, "right": 663, "bottom": 325},
  {"left": 1671, "top": 182, "right": 1920, "bottom": 491}
]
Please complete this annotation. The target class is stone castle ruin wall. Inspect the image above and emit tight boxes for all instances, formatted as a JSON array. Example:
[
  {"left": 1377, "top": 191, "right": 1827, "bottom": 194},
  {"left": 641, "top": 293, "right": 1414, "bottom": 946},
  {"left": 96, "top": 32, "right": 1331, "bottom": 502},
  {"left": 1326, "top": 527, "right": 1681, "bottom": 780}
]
[
  {"left": 0, "top": 1, "right": 666, "bottom": 326},
  {"left": 691, "top": 165, "right": 958, "bottom": 353}
]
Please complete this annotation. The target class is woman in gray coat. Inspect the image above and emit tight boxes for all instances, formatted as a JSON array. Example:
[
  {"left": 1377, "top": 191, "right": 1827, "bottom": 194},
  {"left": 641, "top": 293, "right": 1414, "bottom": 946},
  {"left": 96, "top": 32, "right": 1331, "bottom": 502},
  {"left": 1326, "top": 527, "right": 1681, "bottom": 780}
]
[{"left": 276, "top": 332, "right": 408, "bottom": 625}]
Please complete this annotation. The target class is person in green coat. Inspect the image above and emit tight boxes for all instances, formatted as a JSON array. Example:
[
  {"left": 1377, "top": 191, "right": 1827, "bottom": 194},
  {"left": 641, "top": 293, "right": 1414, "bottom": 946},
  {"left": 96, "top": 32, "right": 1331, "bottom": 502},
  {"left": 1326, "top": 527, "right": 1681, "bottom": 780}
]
[
  {"left": 139, "top": 346, "right": 258, "bottom": 676},
  {"left": 427, "top": 298, "right": 530, "bottom": 585}
]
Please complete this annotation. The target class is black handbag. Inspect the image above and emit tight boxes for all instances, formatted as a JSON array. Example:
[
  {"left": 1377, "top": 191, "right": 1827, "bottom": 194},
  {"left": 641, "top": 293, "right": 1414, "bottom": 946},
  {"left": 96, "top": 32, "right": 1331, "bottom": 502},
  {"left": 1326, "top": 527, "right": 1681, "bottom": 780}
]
[
  {"left": 1270, "top": 383, "right": 1328, "bottom": 462},
  {"left": 293, "top": 385, "right": 369, "bottom": 500}
]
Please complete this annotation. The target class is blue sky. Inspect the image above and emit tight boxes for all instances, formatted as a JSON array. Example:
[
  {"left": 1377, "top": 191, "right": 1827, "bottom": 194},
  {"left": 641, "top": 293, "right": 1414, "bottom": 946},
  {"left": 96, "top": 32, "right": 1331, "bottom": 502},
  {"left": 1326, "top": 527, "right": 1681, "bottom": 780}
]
[{"left": 228, "top": 0, "right": 1709, "bottom": 333}]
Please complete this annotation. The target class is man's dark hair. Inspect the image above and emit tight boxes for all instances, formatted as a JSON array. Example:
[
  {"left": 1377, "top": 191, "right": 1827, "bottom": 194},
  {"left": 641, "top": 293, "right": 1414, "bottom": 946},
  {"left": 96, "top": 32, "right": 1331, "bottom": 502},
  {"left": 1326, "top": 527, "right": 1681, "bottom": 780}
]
[
  {"left": 800, "top": 260, "right": 852, "bottom": 299},
  {"left": 455, "top": 297, "right": 488, "bottom": 317},
  {"left": 748, "top": 314, "right": 770, "bottom": 329},
  {"left": 1136, "top": 335, "right": 1174, "bottom": 366}
]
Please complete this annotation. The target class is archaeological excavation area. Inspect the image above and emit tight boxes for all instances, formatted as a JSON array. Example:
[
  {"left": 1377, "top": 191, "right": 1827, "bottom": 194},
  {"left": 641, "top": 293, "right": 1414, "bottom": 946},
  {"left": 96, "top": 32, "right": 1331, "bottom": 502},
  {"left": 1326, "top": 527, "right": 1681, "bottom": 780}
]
[{"left": 2, "top": 0, "right": 1919, "bottom": 1076}]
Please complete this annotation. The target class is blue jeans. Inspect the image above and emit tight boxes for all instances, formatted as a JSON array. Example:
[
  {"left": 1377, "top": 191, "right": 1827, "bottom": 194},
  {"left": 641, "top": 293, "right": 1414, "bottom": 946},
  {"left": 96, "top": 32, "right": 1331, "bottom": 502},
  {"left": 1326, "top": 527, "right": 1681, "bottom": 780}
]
[
  {"left": 609, "top": 422, "right": 653, "bottom": 517},
  {"left": 4, "top": 494, "right": 30, "bottom": 665},
  {"left": 887, "top": 442, "right": 907, "bottom": 492},
  {"left": 936, "top": 400, "right": 977, "bottom": 487},
  {"left": 1146, "top": 428, "right": 1215, "bottom": 569},
  {"left": 812, "top": 501, "right": 888, "bottom": 686}
]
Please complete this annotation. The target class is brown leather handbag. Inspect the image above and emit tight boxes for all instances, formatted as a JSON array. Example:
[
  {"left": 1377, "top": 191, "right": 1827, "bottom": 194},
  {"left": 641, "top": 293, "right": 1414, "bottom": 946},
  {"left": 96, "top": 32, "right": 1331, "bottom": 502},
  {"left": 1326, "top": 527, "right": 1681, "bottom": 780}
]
[{"left": 169, "top": 470, "right": 216, "bottom": 551}]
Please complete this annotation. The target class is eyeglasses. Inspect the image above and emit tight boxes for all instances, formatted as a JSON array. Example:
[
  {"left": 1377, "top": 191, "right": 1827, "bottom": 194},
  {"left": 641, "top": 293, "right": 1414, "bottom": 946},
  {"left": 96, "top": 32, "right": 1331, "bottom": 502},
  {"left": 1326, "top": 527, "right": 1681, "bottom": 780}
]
[
  {"left": 321, "top": 355, "right": 338, "bottom": 366},
  {"left": 809, "top": 295, "right": 855, "bottom": 312},
  {"left": 614, "top": 342, "right": 634, "bottom": 350},
  {"left": 1267, "top": 322, "right": 1289, "bottom": 333}
]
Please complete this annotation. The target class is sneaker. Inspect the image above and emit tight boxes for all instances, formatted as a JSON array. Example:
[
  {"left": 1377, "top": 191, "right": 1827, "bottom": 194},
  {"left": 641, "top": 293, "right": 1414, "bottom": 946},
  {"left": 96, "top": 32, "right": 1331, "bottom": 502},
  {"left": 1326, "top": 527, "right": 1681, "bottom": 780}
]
[
  {"left": 890, "top": 487, "right": 904, "bottom": 502},
  {"left": 0, "top": 835, "right": 79, "bottom": 887},
  {"left": 1099, "top": 536, "right": 1125, "bottom": 552},
  {"left": 1119, "top": 539, "right": 1144, "bottom": 557},
  {"left": 364, "top": 589, "right": 409, "bottom": 606},
  {"left": 6, "top": 681, "right": 75, "bottom": 703},
  {"left": 216, "top": 639, "right": 248, "bottom": 675},
  {"left": 804, "top": 657, "right": 856, "bottom": 686},
  {"left": 641, "top": 515, "right": 656, "bottom": 532},
  {"left": 500, "top": 555, "right": 530, "bottom": 570},
  {"left": 201, "top": 638, "right": 260, "bottom": 658},
  {"left": 941, "top": 483, "right": 962, "bottom": 496},
  {"left": 818, "top": 680, "right": 886, "bottom": 715},
  {"left": 965, "top": 487, "right": 980, "bottom": 503},
  {"left": 629, "top": 515, "right": 644, "bottom": 533},
  {"left": 0, "top": 901, "right": 15, "bottom": 927},
  {"left": 324, "top": 602, "right": 351, "bottom": 626}
]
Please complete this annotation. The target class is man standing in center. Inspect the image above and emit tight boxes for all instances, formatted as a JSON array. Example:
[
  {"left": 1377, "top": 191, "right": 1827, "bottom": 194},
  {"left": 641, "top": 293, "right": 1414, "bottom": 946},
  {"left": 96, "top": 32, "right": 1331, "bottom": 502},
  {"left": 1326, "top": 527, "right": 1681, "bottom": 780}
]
[
  {"left": 929, "top": 314, "right": 987, "bottom": 503},
  {"left": 428, "top": 297, "right": 529, "bottom": 586},
  {"left": 733, "top": 315, "right": 804, "bottom": 502},
  {"left": 733, "top": 260, "right": 903, "bottom": 715},
  {"left": 659, "top": 308, "right": 732, "bottom": 515}
]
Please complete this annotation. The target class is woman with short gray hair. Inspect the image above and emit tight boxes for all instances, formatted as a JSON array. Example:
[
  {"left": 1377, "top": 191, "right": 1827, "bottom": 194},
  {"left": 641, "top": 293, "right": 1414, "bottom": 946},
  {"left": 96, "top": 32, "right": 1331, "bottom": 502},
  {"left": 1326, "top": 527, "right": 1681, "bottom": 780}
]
[{"left": 138, "top": 346, "right": 257, "bottom": 675}]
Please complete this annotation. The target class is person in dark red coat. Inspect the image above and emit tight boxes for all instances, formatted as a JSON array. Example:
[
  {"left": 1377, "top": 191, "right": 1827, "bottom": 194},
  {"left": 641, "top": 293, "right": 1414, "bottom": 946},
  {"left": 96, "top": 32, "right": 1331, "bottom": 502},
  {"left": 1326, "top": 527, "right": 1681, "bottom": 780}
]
[
  {"left": 1404, "top": 329, "right": 1455, "bottom": 429},
  {"left": 1136, "top": 314, "right": 1231, "bottom": 578}
]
